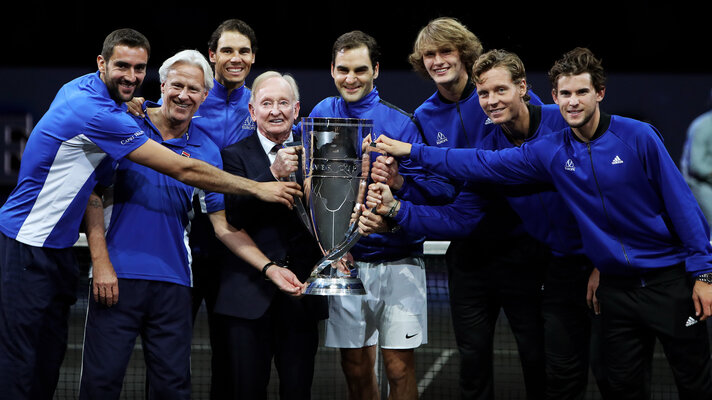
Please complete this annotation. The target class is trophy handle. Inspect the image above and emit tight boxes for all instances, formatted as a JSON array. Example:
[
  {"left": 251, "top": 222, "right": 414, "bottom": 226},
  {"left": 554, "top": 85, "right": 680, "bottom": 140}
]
[
  {"left": 288, "top": 173, "right": 314, "bottom": 237},
  {"left": 280, "top": 142, "right": 314, "bottom": 236}
]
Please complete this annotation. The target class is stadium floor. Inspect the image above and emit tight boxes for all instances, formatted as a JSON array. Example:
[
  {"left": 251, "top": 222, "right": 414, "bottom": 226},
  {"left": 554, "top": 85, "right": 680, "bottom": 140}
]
[{"left": 54, "top": 250, "right": 690, "bottom": 399}]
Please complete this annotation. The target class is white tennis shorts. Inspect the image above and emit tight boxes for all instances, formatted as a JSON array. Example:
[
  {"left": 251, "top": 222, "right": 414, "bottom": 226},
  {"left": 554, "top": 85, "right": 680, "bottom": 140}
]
[{"left": 325, "top": 257, "right": 427, "bottom": 349}]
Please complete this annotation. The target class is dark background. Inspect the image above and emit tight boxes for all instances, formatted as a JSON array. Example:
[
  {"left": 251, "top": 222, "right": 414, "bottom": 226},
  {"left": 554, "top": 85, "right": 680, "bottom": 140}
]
[
  {"left": 1, "top": 6, "right": 706, "bottom": 399},
  {"left": 3, "top": 2, "right": 709, "bottom": 73}
]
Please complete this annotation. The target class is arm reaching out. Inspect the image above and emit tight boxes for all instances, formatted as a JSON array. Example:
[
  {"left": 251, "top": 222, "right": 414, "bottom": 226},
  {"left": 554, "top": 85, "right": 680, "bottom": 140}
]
[
  {"left": 209, "top": 210, "right": 305, "bottom": 296},
  {"left": 375, "top": 135, "right": 412, "bottom": 157},
  {"left": 126, "top": 139, "right": 302, "bottom": 208}
]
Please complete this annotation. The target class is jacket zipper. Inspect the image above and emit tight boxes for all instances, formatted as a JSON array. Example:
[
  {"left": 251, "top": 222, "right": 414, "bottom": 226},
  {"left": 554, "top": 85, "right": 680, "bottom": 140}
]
[
  {"left": 587, "top": 143, "right": 633, "bottom": 270},
  {"left": 225, "top": 96, "right": 231, "bottom": 137},
  {"left": 456, "top": 102, "right": 474, "bottom": 149}
]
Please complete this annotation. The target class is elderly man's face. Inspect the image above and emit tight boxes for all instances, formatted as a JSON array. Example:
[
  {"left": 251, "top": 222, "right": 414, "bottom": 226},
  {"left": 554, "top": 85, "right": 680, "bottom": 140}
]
[
  {"left": 160, "top": 63, "right": 208, "bottom": 125},
  {"left": 249, "top": 76, "right": 299, "bottom": 142}
]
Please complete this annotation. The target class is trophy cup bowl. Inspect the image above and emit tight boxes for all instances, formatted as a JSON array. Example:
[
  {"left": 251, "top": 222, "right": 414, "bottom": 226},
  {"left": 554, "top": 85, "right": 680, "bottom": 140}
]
[{"left": 301, "top": 117, "right": 373, "bottom": 295}]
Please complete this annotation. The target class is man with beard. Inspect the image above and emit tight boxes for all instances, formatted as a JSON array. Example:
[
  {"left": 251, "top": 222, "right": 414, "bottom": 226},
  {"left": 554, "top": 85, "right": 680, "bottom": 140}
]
[{"left": 0, "top": 29, "right": 298, "bottom": 400}]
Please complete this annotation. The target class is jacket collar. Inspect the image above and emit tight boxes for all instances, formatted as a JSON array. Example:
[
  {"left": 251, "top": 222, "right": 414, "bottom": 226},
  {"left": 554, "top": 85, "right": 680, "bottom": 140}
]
[
  {"left": 338, "top": 87, "right": 380, "bottom": 117},
  {"left": 210, "top": 79, "right": 249, "bottom": 102},
  {"left": 435, "top": 79, "right": 476, "bottom": 105},
  {"left": 141, "top": 100, "right": 199, "bottom": 149},
  {"left": 569, "top": 112, "right": 612, "bottom": 143}
]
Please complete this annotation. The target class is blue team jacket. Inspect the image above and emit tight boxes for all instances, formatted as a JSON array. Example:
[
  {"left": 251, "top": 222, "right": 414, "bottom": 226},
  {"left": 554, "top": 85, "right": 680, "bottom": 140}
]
[
  {"left": 414, "top": 82, "right": 543, "bottom": 150},
  {"left": 411, "top": 82, "right": 543, "bottom": 240},
  {"left": 397, "top": 104, "right": 583, "bottom": 257},
  {"left": 192, "top": 79, "right": 255, "bottom": 150},
  {"left": 410, "top": 113, "right": 712, "bottom": 276}
]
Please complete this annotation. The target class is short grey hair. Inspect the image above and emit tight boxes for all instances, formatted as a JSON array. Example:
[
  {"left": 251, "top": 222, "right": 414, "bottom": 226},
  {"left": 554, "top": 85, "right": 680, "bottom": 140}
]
[
  {"left": 249, "top": 71, "right": 300, "bottom": 104},
  {"left": 158, "top": 49, "right": 214, "bottom": 92}
]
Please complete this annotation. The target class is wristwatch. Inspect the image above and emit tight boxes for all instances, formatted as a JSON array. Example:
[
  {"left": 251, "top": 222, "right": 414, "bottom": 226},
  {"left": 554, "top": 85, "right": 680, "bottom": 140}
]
[
  {"left": 262, "top": 261, "right": 281, "bottom": 279},
  {"left": 696, "top": 272, "right": 712, "bottom": 284},
  {"left": 384, "top": 200, "right": 400, "bottom": 218}
]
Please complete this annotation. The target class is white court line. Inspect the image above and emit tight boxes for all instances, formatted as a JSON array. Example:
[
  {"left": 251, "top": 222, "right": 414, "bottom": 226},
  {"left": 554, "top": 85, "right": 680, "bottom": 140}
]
[
  {"left": 418, "top": 348, "right": 456, "bottom": 396},
  {"left": 74, "top": 235, "right": 453, "bottom": 255}
]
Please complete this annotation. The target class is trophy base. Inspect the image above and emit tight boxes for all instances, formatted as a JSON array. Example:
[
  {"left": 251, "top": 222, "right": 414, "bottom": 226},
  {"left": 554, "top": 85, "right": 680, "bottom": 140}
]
[{"left": 304, "top": 276, "right": 367, "bottom": 296}]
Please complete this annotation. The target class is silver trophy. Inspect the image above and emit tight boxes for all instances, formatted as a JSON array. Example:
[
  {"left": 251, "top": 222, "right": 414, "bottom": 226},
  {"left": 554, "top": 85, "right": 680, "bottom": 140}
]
[{"left": 301, "top": 117, "right": 373, "bottom": 295}]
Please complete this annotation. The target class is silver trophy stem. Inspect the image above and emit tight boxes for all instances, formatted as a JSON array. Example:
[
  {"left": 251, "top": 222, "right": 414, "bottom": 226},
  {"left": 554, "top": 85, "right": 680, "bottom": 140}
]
[{"left": 305, "top": 221, "right": 366, "bottom": 295}]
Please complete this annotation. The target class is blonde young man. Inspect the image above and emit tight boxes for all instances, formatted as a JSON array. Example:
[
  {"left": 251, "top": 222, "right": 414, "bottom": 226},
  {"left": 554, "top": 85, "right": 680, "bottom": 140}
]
[{"left": 405, "top": 18, "right": 547, "bottom": 400}]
